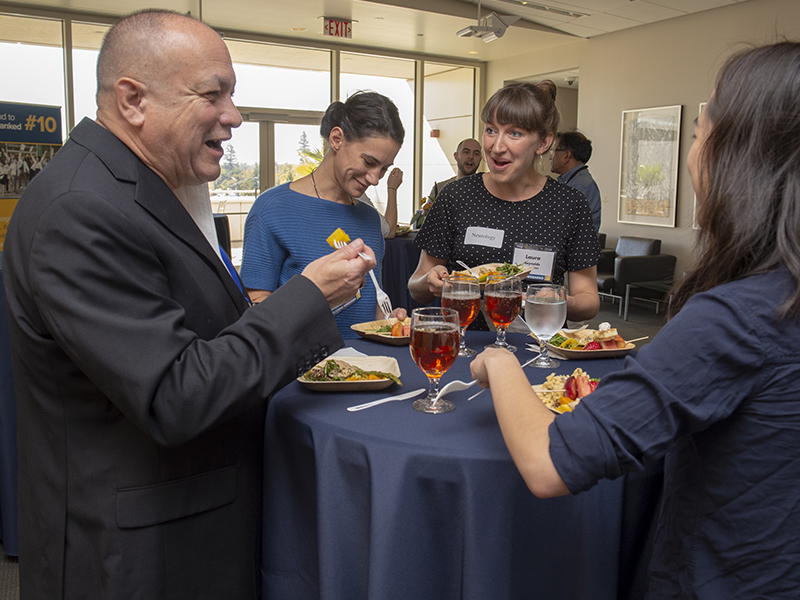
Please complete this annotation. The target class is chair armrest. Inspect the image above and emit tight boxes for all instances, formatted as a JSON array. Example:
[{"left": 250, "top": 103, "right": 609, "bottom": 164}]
[
  {"left": 596, "top": 249, "right": 617, "bottom": 274},
  {"left": 614, "top": 254, "right": 677, "bottom": 285}
]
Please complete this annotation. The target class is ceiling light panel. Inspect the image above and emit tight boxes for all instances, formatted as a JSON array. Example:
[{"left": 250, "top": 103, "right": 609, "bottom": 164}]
[{"left": 493, "top": 0, "right": 588, "bottom": 18}]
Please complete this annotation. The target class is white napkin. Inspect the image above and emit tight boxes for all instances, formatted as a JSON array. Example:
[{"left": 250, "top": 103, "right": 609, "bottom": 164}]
[{"left": 328, "top": 347, "right": 368, "bottom": 359}]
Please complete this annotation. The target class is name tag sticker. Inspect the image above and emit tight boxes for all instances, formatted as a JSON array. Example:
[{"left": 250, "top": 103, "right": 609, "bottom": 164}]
[
  {"left": 464, "top": 226, "right": 504, "bottom": 249},
  {"left": 513, "top": 243, "right": 555, "bottom": 281}
]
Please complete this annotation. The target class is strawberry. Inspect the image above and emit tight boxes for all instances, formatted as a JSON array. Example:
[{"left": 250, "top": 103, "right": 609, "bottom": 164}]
[
  {"left": 589, "top": 380, "right": 599, "bottom": 392},
  {"left": 583, "top": 341, "right": 601, "bottom": 350}
]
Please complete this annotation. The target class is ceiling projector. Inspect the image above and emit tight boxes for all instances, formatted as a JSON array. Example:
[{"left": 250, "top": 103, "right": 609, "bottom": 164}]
[{"left": 457, "top": 12, "right": 520, "bottom": 43}]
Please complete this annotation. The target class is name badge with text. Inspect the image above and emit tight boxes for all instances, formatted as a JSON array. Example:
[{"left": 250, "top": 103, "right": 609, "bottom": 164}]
[
  {"left": 464, "top": 226, "right": 504, "bottom": 249},
  {"left": 513, "top": 243, "right": 556, "bottom": 281}
]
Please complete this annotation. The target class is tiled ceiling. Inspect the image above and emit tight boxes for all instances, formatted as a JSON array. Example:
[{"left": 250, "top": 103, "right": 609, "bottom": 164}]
[{"left": 0, "top": 0, "right": 751, "bottom": 62}]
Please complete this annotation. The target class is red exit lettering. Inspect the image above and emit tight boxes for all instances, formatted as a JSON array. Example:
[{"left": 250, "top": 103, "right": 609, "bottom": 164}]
[{"left": 323, "top": 17, "right": 352, "bottom": 39}]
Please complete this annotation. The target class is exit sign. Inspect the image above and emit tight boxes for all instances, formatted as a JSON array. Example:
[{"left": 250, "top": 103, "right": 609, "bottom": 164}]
[{"left": 324, "top": 18, "right": 352, "bottom": 39}]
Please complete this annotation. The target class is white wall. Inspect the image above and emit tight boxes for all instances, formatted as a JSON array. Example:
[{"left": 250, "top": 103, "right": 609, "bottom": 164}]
[
  {"left": 555, "top": 87, "right": 578, "bottom": 133},
  {"left": 487, "top": 0, "right": 800, "bottom": 275}
]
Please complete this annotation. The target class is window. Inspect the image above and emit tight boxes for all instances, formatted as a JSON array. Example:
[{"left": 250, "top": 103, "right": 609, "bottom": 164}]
[
  {"left": 0, "top": 14, "right": 65, "bottom": 138},
  {"left": 422, "top": 63, "right": 477, "bottom": 199},
  {"left": 71, "top": 21, "right": 111, "bottom": 127},
  {"left": 226, "top": 40, "right": 330, "bottom": 111},
  {"left": 341, "top": 52, "right": 415, "bottom": 222}
]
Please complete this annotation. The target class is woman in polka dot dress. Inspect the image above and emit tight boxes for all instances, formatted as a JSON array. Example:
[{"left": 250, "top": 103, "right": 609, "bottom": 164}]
[{"left": 409, "top": 81, "right": 602, "bottom": 328}]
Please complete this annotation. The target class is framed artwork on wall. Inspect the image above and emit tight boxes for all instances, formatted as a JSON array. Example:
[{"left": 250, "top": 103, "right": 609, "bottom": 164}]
[
  {"left": 618, "top": 104, "right": 682, "bottom": 227},
  {"left": 692, "top": 102, "right": 707, "bottom": 230}
]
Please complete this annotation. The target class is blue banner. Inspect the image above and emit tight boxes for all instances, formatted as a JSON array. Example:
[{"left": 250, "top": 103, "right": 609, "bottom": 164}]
[
  {"left": 1, "top": 102, "right": 63, "bottom": 250},
  {"left": 0, "top": 102, "right": 62, "bottom": 145}
]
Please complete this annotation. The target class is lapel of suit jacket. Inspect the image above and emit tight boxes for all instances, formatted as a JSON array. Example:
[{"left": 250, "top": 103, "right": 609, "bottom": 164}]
[
  {"left": 71, "top": 119, "right": 249, "bottom": 314},
  {"left": 133, "top": 162, "right": 250, "bottom": 314}
]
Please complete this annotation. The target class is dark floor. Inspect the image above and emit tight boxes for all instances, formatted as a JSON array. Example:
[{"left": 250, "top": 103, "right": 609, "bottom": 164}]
[
  {"left": 0, "top": 298, "right": 668, "bottom": 600},
  {"left": 0, "top": 541, "right": 18, "bottom": 600}
]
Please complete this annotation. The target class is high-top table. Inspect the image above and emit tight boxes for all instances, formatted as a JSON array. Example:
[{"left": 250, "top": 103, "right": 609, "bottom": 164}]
[{"left": 262, "top": 330, "right": 662, "bottom": 600}]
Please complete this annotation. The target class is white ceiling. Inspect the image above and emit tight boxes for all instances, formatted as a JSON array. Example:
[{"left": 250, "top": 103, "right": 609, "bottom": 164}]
[{"left": 1, "top": 0, "right": 750, "bottom": 63}]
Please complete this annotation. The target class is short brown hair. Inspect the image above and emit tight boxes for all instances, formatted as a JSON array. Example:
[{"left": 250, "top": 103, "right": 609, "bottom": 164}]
[{"left": 480, "top": 81, "right": 560, "bottom": 140}]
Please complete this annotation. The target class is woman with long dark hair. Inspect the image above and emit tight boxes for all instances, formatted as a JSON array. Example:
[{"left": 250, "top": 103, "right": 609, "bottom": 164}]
[
  {"left": 409, "top": 81, "right": 601, "bottom": 326},
  {"left": 240, "top": 91, "right": 406, "bottom": 337},
  {"left": 470, "top": 42, "right": 800, "bottom": 598}
]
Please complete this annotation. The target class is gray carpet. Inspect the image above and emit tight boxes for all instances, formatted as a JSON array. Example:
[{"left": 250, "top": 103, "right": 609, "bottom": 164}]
[{"left": 0, "top": 542, "right": 19, "bottom": 600}]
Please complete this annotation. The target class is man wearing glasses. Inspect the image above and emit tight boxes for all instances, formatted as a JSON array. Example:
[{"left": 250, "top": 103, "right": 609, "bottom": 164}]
[{"left": 551, "top": 131, "right": 602, "bottom": 234}]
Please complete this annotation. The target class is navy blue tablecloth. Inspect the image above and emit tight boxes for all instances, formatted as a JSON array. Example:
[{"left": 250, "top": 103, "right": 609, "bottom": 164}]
[
  {"left": 0, "top": 265, "right": 19, "bottom": 557},
  {"left": 262, "top": 330, "right": 660, "bottom": 599}
]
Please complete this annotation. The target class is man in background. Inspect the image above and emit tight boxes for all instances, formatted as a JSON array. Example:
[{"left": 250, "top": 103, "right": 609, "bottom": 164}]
[
  {"left": 2, "top": 9, "right": 373, "bottom": 599},
  {"left": 429, "top": 137, "right": 482, "bottom": 199},
  {"left": 551, "top": 131, "right": 602, "bottom": 234}
]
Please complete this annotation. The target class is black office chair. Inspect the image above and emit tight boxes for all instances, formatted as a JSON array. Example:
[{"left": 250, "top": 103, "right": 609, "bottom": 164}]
[{"left": 597, "top": 236, "right": 676, "bottom": 317}]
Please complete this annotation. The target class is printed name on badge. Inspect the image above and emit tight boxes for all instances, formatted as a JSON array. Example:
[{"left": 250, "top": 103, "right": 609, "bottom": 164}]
[
  {"left": 464, "top": 226, "right": 504, "bottom": 249},
  {"left": 513, "top": 243, "right": 556, "bottom": 281}
]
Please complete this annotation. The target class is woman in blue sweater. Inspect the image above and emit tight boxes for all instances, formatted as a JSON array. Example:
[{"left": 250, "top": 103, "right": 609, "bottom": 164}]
[
  {"left": 240, "top": 92, "right": 406, "bottom": 337},
  {"left": 470, "top": 42, "right": 800, "bottom": 599}
]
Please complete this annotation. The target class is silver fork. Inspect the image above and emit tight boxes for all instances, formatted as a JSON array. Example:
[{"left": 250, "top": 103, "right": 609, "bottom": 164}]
[{"left": 333, "top": 240, "right": 393, "bottom": 318}]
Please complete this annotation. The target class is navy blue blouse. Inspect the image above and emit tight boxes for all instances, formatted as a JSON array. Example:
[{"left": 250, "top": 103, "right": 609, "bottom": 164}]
[{"left": 550, "top": 268, "right": 800, "bottom": 598}]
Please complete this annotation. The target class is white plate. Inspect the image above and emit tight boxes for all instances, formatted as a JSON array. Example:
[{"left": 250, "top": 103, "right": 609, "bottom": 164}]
[{"left": 298, "top": 356, "right": 402, "bottom": 392}]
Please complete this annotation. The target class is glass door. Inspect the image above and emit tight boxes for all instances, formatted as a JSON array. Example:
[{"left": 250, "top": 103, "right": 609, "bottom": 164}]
[{"left": 210, "top": 108, "right": 323, "bottom": 265}]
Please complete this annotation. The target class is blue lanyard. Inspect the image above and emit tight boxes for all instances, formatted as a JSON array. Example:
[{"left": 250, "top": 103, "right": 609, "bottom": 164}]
[{"left": 219, "top": 245, "right": 251, "bottom": 307}]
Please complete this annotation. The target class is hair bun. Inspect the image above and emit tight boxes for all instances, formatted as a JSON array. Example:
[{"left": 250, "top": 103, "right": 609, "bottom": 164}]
[
  {"left": 319, "top": 91, "right": 405, "bottom": 145},
  {"left": 536, "top": 80, "right": 558, "bottom": 102},
  {"left": 320, "top": 101, "right": 346, "bottom": 138}
]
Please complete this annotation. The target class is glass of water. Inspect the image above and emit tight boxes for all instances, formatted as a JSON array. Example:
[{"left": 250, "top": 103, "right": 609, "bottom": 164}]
[{"left": 525, "top": 284, "right": 567, "bottom": 368}]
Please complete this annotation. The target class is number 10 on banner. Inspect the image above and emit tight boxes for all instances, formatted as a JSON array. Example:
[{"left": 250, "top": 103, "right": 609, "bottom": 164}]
[{"left": 24, "top": 114, "right": 58, "bottom": 134}]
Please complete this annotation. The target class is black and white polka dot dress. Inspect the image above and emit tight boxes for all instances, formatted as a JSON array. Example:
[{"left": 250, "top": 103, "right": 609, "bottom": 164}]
[{"left": 415, "top": 172, "right": 602, "bottom": 285}]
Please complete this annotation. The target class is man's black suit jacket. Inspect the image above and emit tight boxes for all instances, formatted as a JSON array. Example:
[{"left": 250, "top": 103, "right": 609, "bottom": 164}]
[{"left": 2, "top": 118, "right": 342, "bottom": 599}]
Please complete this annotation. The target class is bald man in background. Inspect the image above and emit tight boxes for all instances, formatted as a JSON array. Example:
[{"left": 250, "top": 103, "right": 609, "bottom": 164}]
[
  {"left": 429, "top": 138, "right": 482, "bottom": 199},
  {"left": 2, "top": 9, "right": 373, "bottom": 599}
]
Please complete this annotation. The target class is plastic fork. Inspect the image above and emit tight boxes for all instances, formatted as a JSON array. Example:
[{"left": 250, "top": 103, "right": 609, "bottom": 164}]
[
  {"left": 333, "top": 239, "right": 392, "bottom": 318},
  {"left": 332, "top": 239, "right": 373, "bottom": 263},
  {"left": 456, "top": 260, "right": 479, "bottom": 278},
  {"left": 433, "top": 378, "right": 478, "bottom": 403}
]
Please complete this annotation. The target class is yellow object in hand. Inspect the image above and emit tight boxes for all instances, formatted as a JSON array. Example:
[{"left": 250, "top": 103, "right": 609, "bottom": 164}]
[{"left": 327, "top": 227, "right": 350, "bottom": 249}]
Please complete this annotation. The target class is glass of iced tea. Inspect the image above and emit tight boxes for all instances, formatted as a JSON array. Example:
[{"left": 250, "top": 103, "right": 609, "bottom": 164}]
[
  {"left": 441, "top": 273, "right": 481, "bottom": 357},
  {"left": 484, "top": 274, "right": 523, "bottom": 353},
  {"left": 409, "top": 307, "right": 460, "bottom": 414}
]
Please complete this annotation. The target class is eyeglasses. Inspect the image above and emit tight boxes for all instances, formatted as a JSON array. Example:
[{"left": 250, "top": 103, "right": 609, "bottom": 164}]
[{"left": 554, "top": 148, "right": 567, "bottom": 153}]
